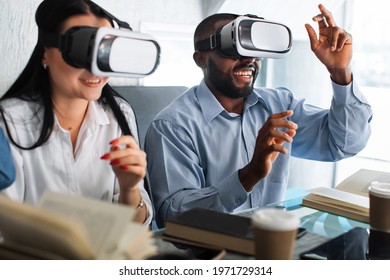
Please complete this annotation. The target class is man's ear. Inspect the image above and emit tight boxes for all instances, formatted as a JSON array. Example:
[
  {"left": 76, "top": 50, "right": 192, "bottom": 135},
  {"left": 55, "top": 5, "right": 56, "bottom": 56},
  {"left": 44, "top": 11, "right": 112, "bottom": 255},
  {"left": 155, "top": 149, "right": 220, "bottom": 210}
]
[{"left": 193, "top": 51, "right": 206, "bottom": 69}]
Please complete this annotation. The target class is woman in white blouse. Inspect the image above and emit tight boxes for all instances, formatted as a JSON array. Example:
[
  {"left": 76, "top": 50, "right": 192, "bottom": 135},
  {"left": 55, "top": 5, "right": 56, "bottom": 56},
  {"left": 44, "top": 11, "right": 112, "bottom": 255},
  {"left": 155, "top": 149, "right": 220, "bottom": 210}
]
[{"left": 0, "top": 0, "right": 152, "bottom": 224}]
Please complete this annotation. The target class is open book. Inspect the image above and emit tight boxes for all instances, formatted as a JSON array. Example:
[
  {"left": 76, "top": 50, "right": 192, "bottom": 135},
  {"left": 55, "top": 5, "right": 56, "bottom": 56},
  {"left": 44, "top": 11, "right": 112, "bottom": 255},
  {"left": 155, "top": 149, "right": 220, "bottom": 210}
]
[
  {"left": 301, "top": 169, "right": 390, "bottom": 223},
  {"left": 0, "top": 191, "right": 157, "bottom": 260}
]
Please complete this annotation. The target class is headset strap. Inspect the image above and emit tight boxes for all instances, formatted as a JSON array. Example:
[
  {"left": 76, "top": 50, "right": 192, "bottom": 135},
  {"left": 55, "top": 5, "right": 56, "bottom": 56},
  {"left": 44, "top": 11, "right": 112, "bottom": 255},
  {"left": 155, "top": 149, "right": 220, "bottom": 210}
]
[
  {"left": 89, "top": 0, "right": 132, "bottom": 30},
  {"left": 195, "top": 32, "right": 221, "bottom": 51}
]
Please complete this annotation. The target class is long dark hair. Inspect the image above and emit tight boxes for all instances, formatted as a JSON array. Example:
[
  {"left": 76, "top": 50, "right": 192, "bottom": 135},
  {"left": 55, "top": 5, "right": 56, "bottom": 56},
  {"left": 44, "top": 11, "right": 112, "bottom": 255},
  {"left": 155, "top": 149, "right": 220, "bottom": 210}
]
[{"left": 0, "top": 0, "right": 131, "bottom": 150}]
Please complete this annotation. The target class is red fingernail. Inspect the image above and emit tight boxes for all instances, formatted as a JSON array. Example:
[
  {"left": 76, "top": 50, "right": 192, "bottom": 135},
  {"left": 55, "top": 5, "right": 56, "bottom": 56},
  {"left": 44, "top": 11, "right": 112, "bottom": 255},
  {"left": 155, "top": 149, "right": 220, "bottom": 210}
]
[
  {"left": 109, "top": 139, "right": 119, "bottom": 145},
  {"left": 110, "top": 159, "right": 120, "bottom": 165},
  {"left": 119, "top": 165, "right": 128, "bottom": 170},
  {"left": 100, "top": 153, "right": 110, "bottom": 160}
]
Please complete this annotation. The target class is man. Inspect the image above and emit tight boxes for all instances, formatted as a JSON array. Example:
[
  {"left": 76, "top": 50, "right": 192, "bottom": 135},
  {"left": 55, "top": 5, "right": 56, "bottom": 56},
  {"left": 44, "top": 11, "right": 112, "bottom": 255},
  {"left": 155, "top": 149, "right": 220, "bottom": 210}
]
[{"left": 145, "top": 4, "right": 372, "bottom": 228}]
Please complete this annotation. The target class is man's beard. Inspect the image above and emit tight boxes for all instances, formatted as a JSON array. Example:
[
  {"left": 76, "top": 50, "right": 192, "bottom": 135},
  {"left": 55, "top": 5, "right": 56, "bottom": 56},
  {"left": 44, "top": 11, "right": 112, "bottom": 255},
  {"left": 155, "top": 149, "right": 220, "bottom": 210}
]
[{"left": 207, "top": 58, "right": 258, "bottom": 99}]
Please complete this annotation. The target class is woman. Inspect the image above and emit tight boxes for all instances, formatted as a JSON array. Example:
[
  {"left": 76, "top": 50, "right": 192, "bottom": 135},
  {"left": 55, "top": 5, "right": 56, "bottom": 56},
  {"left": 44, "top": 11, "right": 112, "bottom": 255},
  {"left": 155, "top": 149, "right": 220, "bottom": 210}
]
[{"left": 0, "top": 0, "right": 152, "bottom": 224}]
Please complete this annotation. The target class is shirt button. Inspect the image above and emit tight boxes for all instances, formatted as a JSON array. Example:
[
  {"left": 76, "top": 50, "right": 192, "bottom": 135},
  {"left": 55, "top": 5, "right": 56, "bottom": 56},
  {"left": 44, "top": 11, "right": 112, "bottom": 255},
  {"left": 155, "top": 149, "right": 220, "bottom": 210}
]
[{"left": 250, "top": 145, "right": 254, "bottom": 150}]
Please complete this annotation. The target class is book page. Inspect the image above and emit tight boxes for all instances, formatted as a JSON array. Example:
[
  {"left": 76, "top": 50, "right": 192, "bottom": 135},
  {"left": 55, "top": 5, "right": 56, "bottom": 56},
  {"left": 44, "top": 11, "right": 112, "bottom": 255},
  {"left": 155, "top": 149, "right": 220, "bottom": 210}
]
[
  {"left": 0, "top": 194, "right": 93, "bottom": 259},
  {"left": 38, "top": 191, "right": 136, "bottom": 258},
  {"left": 116, "top": 223, "right": 157, "bottom": 260},
  {"left": 336, "top": 169, "right": 390, "bottom": 197},
  {"left": 309, "top": 187, "right": 369, "bottom": 210}
]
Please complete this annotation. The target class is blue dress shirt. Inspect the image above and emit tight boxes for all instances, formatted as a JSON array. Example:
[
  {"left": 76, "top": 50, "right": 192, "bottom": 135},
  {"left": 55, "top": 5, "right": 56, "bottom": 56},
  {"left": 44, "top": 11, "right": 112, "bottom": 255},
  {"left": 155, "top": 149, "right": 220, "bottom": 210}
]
[
  {"left": 0, "top": 127, "right": 15, "bottom": 190},
  {"left": 145, "top": 79, "right": 372, "bottom": 227}
]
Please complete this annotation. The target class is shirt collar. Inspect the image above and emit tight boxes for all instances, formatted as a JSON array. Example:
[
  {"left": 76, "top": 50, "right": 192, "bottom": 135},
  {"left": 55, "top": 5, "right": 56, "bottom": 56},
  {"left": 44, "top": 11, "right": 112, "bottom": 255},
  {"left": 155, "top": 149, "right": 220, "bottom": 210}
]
[
  {"left": 83, "top": 101, "right": 110, "bottom": 134},
  {"left": 197, "top": 80, "right": 224, "bottom": 123},
  {"left": 54, "top": 100, "right": 110, "bottom": 133},
  {"left": 89, "top": 100, "right": 110, "bottom": 124},
  {"left": 196, "top": 79, "right": 269, "bottom": 123}
]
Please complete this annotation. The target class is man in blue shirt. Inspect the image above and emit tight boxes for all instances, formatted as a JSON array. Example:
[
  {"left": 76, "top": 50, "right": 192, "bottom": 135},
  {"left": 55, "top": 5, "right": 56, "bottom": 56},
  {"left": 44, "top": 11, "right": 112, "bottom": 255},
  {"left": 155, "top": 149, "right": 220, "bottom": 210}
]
[
  {"left": 145, "top": 4, "right": 372, "bottom": 228},
  {"left": 0, "top": 127, "right": 15, "bottom": 190}
]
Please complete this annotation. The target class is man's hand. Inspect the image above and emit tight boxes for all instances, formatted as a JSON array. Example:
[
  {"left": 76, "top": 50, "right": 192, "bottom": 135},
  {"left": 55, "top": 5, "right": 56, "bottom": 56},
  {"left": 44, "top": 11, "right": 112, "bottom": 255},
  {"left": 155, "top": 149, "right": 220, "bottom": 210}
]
[
  {"left": 239, "top": 110, "right": 297, "bottom": 191},
  {"left": 305, "top": 3, "right": 353, "bottom": 84}
]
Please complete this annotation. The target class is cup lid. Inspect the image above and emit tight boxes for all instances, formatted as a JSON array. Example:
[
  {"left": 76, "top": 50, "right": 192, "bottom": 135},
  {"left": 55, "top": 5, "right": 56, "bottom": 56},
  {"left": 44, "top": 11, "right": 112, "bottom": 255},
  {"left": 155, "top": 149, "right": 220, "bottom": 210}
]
[
  {"left": 369, "top": 181, "right": 390, "bottom": 198},
  {"left": 251, "top": 208, "right": 300, "bottom": 231}
]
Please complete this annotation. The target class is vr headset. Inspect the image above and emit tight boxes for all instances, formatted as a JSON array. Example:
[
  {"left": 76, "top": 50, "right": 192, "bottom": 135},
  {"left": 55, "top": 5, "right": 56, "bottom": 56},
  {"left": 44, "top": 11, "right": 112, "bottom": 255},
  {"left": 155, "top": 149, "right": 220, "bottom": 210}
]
[
  {"left": 195, "top": 14, "right": 292, "bottom": 59},
  {"left": 38, "top": 1, "right": 160, "bottom": 78}
]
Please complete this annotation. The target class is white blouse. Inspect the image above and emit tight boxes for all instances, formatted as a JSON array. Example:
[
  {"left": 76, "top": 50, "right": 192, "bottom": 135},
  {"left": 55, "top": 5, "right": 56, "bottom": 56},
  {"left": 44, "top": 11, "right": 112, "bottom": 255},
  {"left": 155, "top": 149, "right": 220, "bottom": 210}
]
[{"left": 0, "top": 97, "right": 152, "bottom": 225}]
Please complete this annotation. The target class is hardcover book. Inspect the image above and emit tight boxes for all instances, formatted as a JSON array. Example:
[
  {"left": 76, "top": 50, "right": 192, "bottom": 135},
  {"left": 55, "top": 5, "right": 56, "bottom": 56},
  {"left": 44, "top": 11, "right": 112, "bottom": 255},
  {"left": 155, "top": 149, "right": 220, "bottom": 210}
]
[{"left": 164, "top": 208, "right": 254, "bottom": 255}]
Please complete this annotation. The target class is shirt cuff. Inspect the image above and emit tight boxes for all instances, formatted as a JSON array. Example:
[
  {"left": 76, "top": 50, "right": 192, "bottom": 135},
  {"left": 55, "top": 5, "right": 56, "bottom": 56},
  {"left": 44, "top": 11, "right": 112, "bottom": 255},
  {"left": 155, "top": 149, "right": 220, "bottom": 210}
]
[
  {"left": 216, "top": 171, "right": 249, "bottom": 211},
  {"left": 332, "top": 78, "right": 369, "bottom": 106}
]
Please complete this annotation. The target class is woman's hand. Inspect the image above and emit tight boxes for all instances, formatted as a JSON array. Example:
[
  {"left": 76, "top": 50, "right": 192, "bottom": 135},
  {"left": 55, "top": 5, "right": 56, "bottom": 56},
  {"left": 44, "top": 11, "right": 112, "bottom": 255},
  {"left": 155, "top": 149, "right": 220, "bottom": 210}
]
[
  {"left": 101, "top": 135, "right": 146, "bottom": 194},
  {"left": 101, "top": 136, "right": 148, "bottom": 223}
]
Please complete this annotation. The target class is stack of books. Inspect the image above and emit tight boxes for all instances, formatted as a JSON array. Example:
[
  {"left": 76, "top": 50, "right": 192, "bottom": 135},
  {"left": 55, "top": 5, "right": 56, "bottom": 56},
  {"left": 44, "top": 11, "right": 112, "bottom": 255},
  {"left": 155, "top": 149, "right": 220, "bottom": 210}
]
[{"left": 164, "top": 207, "right": 255, "bottom": 255}]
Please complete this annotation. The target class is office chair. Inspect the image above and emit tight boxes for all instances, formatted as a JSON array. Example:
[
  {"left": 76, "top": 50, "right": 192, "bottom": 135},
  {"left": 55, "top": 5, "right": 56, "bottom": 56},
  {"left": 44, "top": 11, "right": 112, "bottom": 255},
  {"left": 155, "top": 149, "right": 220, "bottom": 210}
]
[{"left": 113, "top": 85, "right": 187, "bottom": 229}]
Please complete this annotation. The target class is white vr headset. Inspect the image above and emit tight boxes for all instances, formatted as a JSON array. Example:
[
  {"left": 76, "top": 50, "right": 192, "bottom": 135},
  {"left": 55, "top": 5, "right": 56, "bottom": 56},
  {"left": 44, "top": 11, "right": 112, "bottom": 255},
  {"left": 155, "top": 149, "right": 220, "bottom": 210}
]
[
  {"left": 38, "top": 1, "right": 160, "bottom": 78},
  {"left": 195, "top": 14, "right": 292, "bottom": 59},
  {"left": 39, "top": 26, "right": 160, "bottom": 78}
]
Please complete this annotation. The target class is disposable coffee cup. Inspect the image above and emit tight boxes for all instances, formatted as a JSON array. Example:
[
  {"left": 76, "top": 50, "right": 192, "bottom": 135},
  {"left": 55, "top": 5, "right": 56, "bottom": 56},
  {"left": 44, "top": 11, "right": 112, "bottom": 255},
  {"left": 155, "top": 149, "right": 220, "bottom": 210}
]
[
  {"left": 251, "top": 208, "right": 300, "bottom": 260},
  {"left": 369, "top": 182, "right": 390, "bottom": 232}
]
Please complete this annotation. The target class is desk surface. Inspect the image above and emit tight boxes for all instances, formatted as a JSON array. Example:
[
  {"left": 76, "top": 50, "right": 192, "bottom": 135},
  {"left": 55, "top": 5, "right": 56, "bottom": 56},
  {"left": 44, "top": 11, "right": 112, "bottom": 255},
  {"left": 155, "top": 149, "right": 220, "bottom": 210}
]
[
  {"left": 236, "top": 196, "right": 370, "bottom": 238},
  {"left": 153, "top": 230, "right": 330, "bottom": 260},
  {"left": 154, "top": 196, "right": 373, "bottom": 260}
]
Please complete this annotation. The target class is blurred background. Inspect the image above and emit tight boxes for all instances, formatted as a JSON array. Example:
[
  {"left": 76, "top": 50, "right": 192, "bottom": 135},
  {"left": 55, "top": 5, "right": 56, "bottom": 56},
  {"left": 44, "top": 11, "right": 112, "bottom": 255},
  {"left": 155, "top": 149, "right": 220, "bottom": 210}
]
[{"left": 1, "top": 0, "right": 389, "bottom": 197}]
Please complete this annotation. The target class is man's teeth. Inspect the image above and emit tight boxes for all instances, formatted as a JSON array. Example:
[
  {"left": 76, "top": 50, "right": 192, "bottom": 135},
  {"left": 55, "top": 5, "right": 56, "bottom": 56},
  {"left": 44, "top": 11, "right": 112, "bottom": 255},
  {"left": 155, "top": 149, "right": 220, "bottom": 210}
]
[{"left": 234, "top": 71, "right": 252, "bottom": 76}]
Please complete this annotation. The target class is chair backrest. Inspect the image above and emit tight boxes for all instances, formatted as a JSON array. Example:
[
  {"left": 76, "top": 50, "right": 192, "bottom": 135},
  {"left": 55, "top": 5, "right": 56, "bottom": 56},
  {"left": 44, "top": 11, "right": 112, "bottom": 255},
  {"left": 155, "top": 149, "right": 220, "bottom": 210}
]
[
  {"left": 113, "top": 86, "right": 188, "bottom": 149},
  {"left": 113, "top": 86, "right": 187, "bottom": 230}
]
